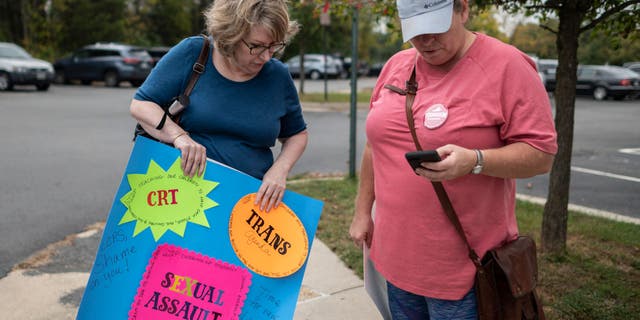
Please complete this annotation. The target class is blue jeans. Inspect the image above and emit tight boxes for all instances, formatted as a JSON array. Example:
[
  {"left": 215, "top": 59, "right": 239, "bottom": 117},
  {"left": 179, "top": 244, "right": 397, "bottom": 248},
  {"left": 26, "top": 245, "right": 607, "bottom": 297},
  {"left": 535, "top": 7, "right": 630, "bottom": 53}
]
[{"left": 387, "top": 281, "right": 477, "bottom": 320}]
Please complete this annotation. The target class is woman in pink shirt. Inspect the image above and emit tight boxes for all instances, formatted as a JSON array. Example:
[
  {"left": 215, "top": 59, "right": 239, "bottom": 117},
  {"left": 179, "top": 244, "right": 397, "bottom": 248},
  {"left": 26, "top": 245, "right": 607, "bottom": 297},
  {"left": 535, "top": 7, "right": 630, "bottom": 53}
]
[{"left": 349, "top": 0, "right": 557, "bottom": 318}]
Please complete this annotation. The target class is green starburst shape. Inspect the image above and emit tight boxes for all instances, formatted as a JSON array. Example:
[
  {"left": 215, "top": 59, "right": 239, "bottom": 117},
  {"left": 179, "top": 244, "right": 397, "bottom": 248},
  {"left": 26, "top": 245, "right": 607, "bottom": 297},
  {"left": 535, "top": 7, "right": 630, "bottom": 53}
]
[{"left": 119, "top": 158, "right": 218, "bottom": 241}]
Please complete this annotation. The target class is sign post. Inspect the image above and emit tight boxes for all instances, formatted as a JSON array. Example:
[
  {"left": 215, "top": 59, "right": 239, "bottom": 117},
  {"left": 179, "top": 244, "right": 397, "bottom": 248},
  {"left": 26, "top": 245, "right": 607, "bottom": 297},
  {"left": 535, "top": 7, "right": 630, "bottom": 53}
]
[{"left": 320, "top": 3, "right": 330, "bottom": 102}]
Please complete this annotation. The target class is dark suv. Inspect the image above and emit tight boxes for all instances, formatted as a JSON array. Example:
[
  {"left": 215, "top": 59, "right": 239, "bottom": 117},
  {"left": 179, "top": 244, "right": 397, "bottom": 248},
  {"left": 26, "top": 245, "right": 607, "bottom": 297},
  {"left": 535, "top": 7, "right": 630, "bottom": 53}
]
[
  {"left": 146, "top": 46, "right": 171, "bottom": 67},
  {"left": 53, "top": 43, "right": 152, "bottom": 87}
]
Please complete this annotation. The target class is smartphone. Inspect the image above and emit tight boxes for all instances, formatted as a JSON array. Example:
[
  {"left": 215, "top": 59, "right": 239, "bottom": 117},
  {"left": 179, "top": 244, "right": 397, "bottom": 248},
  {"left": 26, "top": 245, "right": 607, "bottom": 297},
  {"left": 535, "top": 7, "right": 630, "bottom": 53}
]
[{"left": 405, "top": 150, "right": 441, "bottom": 171}]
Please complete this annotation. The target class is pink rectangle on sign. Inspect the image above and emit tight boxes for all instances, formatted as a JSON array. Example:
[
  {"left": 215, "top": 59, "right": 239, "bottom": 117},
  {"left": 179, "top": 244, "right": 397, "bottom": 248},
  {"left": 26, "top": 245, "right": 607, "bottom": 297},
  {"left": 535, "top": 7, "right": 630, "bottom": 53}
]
[{"left": 129, "top": 244, "right": 252, "bottom": 320}]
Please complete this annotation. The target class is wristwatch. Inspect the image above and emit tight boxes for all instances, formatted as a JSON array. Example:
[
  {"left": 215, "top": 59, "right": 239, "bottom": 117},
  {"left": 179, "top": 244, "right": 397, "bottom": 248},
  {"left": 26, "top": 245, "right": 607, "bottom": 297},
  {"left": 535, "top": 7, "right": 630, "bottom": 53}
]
[{"left": 472, "top": 149, "right": 484, "bottom": 174}]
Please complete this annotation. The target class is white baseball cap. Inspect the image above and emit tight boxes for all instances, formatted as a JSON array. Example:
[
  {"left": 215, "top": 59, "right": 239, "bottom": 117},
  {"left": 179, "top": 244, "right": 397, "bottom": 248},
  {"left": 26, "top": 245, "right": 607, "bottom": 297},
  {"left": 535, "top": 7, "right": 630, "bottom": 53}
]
[{"left": 397, "top": 0, "right": 454, "bottom": 42}]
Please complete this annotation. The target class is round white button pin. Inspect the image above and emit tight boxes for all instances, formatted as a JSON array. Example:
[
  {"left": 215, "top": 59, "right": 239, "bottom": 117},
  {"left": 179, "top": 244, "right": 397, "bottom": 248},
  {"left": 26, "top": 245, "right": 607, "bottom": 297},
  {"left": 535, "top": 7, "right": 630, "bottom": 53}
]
[{"left": 424, "top": 103, "right": 448, "bottom": 129}]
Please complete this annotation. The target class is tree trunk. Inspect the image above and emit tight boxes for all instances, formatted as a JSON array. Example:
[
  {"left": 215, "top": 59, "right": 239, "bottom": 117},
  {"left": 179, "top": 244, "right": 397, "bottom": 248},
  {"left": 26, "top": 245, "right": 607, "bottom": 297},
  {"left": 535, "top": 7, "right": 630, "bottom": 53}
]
[
  {"left": 0, "top": 0, "right": 25, "bottom": 42},
  {"left": 541, "top": 1, "right": 587, "bottom": 254}
]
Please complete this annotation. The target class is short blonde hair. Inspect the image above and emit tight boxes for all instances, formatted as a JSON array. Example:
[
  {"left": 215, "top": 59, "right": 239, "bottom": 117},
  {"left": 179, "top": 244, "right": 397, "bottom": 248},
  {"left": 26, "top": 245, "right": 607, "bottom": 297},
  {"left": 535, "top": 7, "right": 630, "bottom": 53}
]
[{"left": 204, "top": 0, "right": 300, "bottom": 57}]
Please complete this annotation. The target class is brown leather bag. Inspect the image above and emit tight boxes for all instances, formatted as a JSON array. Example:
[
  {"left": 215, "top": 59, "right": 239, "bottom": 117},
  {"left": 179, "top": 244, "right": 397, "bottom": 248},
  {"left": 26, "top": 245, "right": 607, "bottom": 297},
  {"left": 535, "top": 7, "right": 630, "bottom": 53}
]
[
  {"left": 475, "top": 236, "right": 545, "bottom": 319},
  {"left": 387, "top": 64, "right": 546, "bottom": 320}
]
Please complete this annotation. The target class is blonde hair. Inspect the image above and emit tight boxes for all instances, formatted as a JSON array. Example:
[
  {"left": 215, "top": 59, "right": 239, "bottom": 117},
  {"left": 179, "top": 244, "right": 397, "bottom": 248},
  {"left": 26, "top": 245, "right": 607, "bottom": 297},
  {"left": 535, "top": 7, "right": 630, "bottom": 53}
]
[{"left": 204, "top": 0, "right": 300, "bottom": 57}]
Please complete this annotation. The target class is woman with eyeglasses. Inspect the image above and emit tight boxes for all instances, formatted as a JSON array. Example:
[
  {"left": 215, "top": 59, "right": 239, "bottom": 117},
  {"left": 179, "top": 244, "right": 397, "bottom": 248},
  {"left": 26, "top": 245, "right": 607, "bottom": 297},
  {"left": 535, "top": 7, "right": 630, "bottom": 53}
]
[{"left": 130, "top": 0, "right": 306, "bottom": 212}]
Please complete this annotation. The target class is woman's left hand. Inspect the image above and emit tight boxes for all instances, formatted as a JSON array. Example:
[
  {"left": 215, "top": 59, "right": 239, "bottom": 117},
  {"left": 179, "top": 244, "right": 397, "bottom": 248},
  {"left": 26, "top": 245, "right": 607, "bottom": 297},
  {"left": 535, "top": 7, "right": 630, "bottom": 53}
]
[
  {"left": 414, "top": 144, "right": 476, "bottom": 181},
  {"left": 254, "top": 131, "right": 308, "bottom": 212},
  {"left": 255, "top": 166, "right": 288, "bottom": 212}
]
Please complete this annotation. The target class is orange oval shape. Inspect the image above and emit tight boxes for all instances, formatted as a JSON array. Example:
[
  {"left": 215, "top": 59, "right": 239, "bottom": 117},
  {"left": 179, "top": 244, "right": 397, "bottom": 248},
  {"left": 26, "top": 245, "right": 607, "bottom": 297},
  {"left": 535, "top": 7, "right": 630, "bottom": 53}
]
[{"left": 229, "top": 194, "right": 308, "bottom": 278}]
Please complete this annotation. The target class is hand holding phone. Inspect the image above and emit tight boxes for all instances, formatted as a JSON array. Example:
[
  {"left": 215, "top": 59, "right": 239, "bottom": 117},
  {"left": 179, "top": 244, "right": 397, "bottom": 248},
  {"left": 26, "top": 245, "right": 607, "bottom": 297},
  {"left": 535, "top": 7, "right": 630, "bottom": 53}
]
[{"left": 405, "top": 150, "right": 441, "bottom": 171}]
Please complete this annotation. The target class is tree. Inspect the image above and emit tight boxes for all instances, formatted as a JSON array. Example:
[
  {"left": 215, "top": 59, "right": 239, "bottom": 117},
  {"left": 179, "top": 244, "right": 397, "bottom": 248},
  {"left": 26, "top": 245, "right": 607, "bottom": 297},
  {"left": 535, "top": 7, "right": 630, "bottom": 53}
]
[
  {"left": 286, "top": 2, "right": 380, "bottom": 61},
  {"left": 50, "top": 0, "right": 128, "bottom": 53},
  {"left": 122, "top": 0, "right": 206, "bottom": 47},
  {"left": 511, "top": 22, "right": 557, "bottom": 58},
  {"left": 190, "top": 0, "right": 210, "bottom": 36},
  {"left": 287, "top": 2, "right": 385, "bottom": 94},
  {"left": 142, "top": 0, "right": 192, "bottom": 46},
  {"left": 289, "top": 0, "right": 398, "bottom": 60},
  {"left": 0, "top": 0, "right": 24, "bottom": 42},
  {"left": 23, "top": 0, "right": 59, "bottom": 61},
  {"left": 578, "top": 28, "right": 640, "bottom": 64},
  {"left": 467, "top": 7, "right": 509, "bottom": 42},
  {"left": 475, "top": 0, "right": 640, "bottom": 254}
]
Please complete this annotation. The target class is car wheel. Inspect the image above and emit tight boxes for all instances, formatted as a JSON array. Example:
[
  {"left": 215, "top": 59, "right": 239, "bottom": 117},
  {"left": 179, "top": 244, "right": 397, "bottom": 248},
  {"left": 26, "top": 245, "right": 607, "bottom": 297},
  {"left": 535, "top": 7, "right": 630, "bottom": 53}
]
[
  {"left": 309, "top": 70, "right": 321, "bottom": 80},
  {"left": 0, "top": 72, "right": 14, "bottom": 91},
  {"left": 593, "top": 87, "right": 607, "bottom": 101},
  {"left": 36, "top": 83, "right": 50, "bottom": 91},
  {"left": 104, "top": 70, "right": 119, "bottom": 87},
  {"left": 54, "top": 70, "right": 69, "bottom": 84}
]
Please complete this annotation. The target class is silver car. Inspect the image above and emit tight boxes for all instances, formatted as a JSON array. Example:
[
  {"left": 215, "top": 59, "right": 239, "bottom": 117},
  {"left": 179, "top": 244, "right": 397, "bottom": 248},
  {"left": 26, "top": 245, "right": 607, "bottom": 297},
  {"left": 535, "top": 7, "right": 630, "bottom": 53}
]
[
  {"left": 0, "top": 42, "right": 55, "bottom": 91},
  {"left": 284, "top": 54, "right": 344, "bottom": 80}
]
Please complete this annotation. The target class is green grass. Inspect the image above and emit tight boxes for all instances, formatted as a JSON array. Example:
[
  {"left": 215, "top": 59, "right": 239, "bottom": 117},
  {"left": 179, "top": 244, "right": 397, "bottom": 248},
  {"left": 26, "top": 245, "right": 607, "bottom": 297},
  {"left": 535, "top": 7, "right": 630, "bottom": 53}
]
[{"left": 289, "top": 177, "right": 640, "bottom": 320}]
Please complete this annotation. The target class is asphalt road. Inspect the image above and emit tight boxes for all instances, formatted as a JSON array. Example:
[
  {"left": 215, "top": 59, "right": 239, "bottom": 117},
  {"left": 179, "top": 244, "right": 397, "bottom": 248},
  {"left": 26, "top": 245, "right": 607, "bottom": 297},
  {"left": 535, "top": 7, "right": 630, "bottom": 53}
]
[
  {"left": 1, "top": 81, "right": 639, "bottom": 279},
  {"left": 516, "top": 96, "right": 640, "bottom": 218}
]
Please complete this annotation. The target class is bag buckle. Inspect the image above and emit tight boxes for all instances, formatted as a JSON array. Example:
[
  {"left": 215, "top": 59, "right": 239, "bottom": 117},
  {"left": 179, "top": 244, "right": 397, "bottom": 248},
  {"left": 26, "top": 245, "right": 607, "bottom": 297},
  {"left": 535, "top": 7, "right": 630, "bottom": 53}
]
[
  {"left": 405, "top": 80, "right": 418, "bottom": 95},
  {"left": 193, "top": 62, "right": 205, "bottom": 74}
]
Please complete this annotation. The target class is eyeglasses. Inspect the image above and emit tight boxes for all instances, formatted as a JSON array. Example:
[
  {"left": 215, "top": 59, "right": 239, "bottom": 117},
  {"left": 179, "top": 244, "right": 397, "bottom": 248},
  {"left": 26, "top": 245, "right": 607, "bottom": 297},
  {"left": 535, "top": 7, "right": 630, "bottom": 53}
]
[{"left": 241, "top": 39, "right": 286, "bottom": 56}]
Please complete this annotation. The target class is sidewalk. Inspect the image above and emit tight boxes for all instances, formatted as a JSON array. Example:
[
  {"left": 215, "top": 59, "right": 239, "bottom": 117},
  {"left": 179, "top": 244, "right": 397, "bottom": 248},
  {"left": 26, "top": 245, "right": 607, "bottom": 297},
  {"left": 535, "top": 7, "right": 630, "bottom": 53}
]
[{"left": 0, "top": 222, "right": 382, "bottom": 320}]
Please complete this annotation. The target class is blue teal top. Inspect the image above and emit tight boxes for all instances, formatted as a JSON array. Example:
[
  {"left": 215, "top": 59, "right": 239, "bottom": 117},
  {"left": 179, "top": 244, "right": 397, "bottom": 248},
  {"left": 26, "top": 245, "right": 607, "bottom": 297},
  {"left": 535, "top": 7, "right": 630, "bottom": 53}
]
[{"left": 135, "top": 36, "right": 306, "bottom": 179}]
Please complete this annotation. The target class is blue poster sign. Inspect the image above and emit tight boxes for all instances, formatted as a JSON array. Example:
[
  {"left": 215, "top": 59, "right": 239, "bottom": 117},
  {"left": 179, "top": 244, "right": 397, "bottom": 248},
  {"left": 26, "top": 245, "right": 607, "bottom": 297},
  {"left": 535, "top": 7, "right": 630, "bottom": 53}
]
[{"left": 76, "top": 137, "right": 323, "bottom": 320}]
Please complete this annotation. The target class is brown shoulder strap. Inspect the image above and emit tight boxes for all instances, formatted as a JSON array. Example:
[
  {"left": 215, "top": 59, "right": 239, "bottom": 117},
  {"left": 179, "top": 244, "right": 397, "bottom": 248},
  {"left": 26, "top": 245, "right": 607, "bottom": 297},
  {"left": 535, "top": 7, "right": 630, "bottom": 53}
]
[
  {"left": 403, "top": 67, "right": 421, "bottom": 151},
  {"left": 150, "top": 35, "right": 211, "bottom": 131},
  {"left": 402, "top": 64, "right": 482, "bottom": 267},
  {"left": 181, "top": 34, "right": 210, "bottom": 102},
  {"left": 382, "top": 66, "right": 420, "bottom": 150},
  {"left": 156, "top": 35, "right": 210, "bottom": 129}
]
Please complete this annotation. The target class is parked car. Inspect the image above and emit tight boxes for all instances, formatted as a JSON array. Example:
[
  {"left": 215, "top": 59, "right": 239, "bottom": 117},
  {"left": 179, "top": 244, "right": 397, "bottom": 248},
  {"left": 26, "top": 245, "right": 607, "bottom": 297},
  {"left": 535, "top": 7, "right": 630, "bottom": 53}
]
[
  {"left": 0, "top": 42, "right": 54, "bottom": 91},
  {"left": 578, "top": 65, "right": 640, "bottom": 100},
  {"left": 576, "top": 65, "right": 639, "bottom": 100},
  {"left": 527, "top": 55, "right": 546, "bottom": 86},
  {"left": 341, "top": 57, "right": 369, "bottom": 77},
  {"left": 53, "top": 42, "right": 153, "bottom": 87},
  {"left": 284, "top": 54, "right": 344, "bottom": 80},
  {"left": 538, "top": 59, "right": 558, "bottom": 91},
  {"left": 623, "top": 62, "right": 640, "bottom": 74},
  {"left": 146, "top": 46, "right": 171, "bottom": 67},
  {"left": 544, "top": 64, "right": 640, "bottom": 100},
  {"left": 367, "top": 61, "right": 386, "bottom": 77}
]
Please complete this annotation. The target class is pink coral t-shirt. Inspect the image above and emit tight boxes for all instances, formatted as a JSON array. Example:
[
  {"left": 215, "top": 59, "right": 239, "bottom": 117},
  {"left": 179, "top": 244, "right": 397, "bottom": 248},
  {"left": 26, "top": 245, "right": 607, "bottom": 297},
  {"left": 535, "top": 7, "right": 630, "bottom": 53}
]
[{"left": 366, "top": 33, "right": 557, "bottom": 300}]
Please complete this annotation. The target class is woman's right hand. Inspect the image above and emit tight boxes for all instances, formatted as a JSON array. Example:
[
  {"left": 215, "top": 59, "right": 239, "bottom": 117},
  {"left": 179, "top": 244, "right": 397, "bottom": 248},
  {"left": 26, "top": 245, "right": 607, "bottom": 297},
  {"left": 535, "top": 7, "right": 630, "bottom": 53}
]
[
  {"left": 349, "top": 212, "right": 374, "bottom": 249},
  {"left": 172, "top": 133, "right": 207, "bottom": 177}
]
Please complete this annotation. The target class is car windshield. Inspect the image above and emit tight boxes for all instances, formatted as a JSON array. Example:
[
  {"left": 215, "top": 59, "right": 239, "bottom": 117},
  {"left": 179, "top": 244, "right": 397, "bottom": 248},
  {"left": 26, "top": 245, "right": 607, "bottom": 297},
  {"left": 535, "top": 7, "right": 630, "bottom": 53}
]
[{"left": 0, "top": 45, "right": 32, "bottom": 59}]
